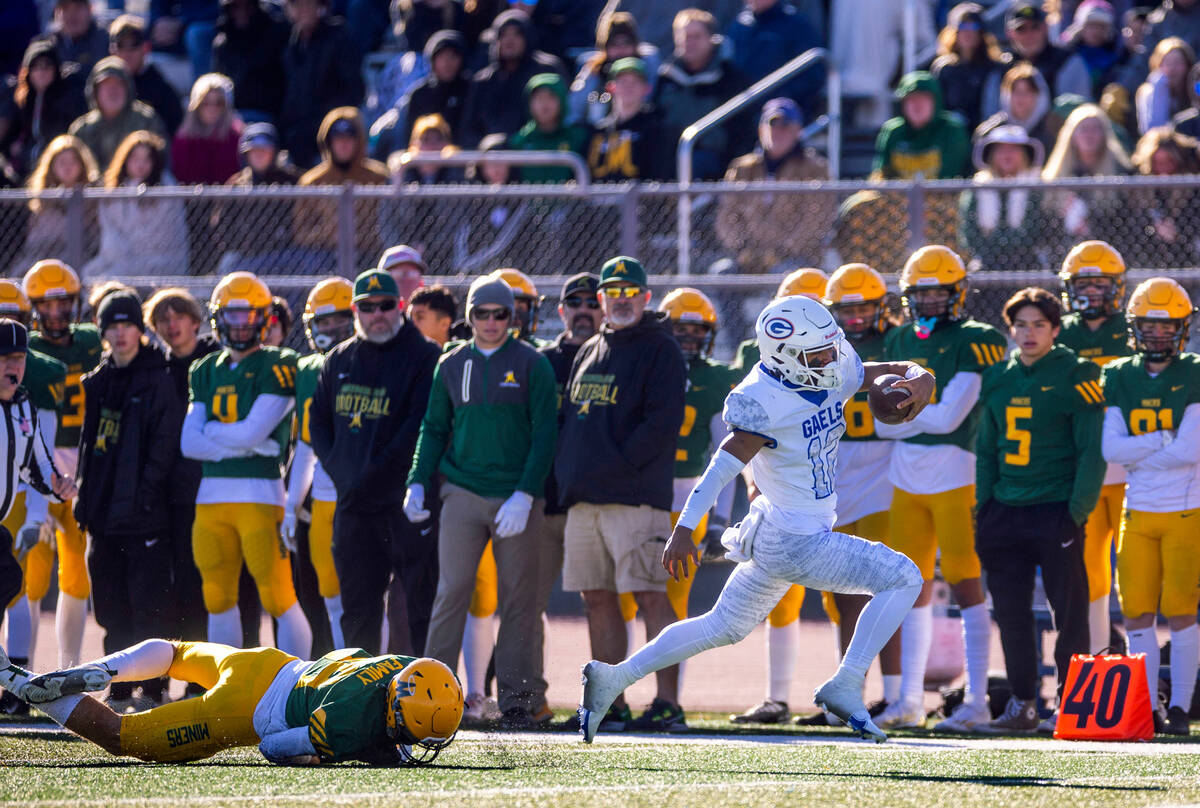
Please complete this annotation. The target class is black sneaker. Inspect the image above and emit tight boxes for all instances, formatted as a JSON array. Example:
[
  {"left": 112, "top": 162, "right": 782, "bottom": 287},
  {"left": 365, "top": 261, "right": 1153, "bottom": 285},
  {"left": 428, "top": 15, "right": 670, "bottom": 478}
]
[
  {"left": 598, "top": 703, "right": 633, "bottom": 732},
  {"left": 1166, "top": 706, "right": 1191, "bottom": 736},
  {"left": 627, "top": 698, "right": 688, "bottom": 732},
  {"left": 0, "top": 689, "right": 29, "bottom": 716},
  {"left": 793, "top": 710, "right": 832, "bottom": 726},
  {"left": 867, "top": 699, "right": 890, "bottom": 718},
  {"left": 498, "top": 707, "right": 536, "bottom": 730}
]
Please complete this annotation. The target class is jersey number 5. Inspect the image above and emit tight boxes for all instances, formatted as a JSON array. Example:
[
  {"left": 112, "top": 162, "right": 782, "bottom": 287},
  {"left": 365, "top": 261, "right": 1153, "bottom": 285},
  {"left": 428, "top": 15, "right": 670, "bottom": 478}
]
[{"left": 1004, "top": 406, "right": 1032, "bottom": 466}]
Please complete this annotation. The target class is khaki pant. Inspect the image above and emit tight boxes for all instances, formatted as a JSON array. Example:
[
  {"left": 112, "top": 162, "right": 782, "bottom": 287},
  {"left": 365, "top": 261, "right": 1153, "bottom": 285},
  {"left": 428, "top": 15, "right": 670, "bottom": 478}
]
[
  {"left": 562, "top": 503, "right": 672, "bottom": 593},
  {"left": 424, "top": 483, "right": 543, "bottom": 713}
]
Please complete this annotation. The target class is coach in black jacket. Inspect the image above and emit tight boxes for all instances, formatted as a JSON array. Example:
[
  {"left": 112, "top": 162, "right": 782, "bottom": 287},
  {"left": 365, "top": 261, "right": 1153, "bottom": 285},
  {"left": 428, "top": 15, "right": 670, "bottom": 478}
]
[
  {"left": 556, "top": 256, "right": 687, "bottom": 726},
  {"left": 309, "top": 269, "right": 441, "bottom": 654},
  {"left": 76, "top": 293, "right": 182, "bottom": 705}
]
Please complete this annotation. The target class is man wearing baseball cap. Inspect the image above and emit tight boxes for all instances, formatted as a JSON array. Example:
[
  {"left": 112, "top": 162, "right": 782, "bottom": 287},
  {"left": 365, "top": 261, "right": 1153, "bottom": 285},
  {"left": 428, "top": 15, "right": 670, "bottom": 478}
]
[
  {"left": 556, "top": 256, "right": 688, "bottom": 732},
  {"left": 378, "top": 244, "right": 428, "bottom": 302},
  {"left": 587, "top": 58, "right": 671, "bottom": 181},
  {"left": 309, "top": 269, "right": 442, "bottom": 655}
]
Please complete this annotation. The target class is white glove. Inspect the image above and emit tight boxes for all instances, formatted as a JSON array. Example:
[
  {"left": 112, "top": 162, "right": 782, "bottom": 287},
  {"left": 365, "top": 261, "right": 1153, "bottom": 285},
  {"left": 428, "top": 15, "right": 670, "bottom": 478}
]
[
  {"left": 404, "top": 484, "right": 430, "bottom": 524},
  {"left": 1161, "top": 430, "right": 1176, "bottom": 448},
  {"left": 253, "top": 439, "right": 281, "bottom": 457},
  {"left": 281, "top": 510, "right": 298, "bottom": 553},
  {"left": 493, "top": 491, "right": 533, "bottom": 539}
]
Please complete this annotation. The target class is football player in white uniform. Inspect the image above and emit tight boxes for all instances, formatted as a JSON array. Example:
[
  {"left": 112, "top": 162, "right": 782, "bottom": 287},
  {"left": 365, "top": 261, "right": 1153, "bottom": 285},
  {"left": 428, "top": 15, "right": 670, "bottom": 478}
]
[{"left": 580, "top": 296, "right": 931, "bottom": 743}]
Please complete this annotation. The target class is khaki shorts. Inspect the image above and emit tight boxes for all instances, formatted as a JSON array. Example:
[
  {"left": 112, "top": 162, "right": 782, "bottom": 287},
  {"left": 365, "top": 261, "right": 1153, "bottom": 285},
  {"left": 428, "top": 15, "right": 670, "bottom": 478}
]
[{"left": 562, "top": 503, "right": 673, "bottom": 593}]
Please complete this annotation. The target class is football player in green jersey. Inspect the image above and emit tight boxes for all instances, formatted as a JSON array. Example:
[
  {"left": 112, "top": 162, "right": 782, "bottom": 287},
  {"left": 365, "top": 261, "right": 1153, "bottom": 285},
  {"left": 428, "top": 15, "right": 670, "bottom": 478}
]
[
  {"left": 616, "top": 287, "right": 741, "bottom": 730},
  {"left": 22, "top": 260, "right": 101, "bottom": 669},
  {"left": 1056, "top": 240, "right": 1132, "bottom": 655},
  {"left": 976, "top": 288, "right": 1105, "bottom": 733},
  {"left": 875, "top": 245, "right": 1007, "bottom": 732},
  {"left": 490, "top": 268, "right": 547, "bottom": 348},
  {"left": 0, "top": 638, "right": 463, "bottom": 765},
  {"left": 286, "top": 278, "right": 356, "bottom": 651},
  {"left": 1102, "top": 277, "right": 1200, "bottom": 736},
  {"left": 181, "top": 271, "right": 311, "bottom": 658},
  {"left": 0, "top": 279, "right": 64, "bottom": 713}
]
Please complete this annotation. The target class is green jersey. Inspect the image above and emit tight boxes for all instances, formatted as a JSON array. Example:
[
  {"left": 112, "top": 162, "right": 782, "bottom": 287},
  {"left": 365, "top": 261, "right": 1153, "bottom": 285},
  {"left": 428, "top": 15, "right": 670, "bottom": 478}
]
[
  {"left": 294, "top": 353, "right": 324, "bottom": 446},
  {"left": 1058, "top": 312, "right": 1132, "bottom": 368},
  {"left": 23, "top": 349, "right": 66, "bottom": 415},
  {"left": 883, "top": 318, "right": 1008, "bottom": 451},
  {"left": 976, "top": 346, "right": 1106, "bottom": 524},
  {"left": 676, "top": 357, "right": 743, "bottom": 478},
  {"left": 188, "top": 346, "right": 297, "bottom": 479},
  {"left": 842, "top": 331, "right": 888, "bottom": 443},
  {"left": 29, "top": 323, "right": 103, "bottom": 447},
  {"left": 284, "top": 649, "right": 417, "bottom": 763},
  {"left": 732, "top": 338, "right": 759, "bottom": 372},
  {"left": 1102, "top": 352, "right": 1200, "bottom": 438}
]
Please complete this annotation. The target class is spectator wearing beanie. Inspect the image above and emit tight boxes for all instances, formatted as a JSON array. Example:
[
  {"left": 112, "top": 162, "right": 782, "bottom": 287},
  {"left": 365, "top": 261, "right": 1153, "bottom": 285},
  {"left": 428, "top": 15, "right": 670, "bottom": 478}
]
[
  {"left": 3, "top": 37, "right": 88, "bottom": 177},
  {"left": 172, "top": 73, "right": 244, "bottom": 185},
  {"left": 109, "top": 15, "right": 183, "bottom": 138},
  {"left": 212, "top": 0, "right": 290, "bottom": 125},
  {"left": 76, "top": 292, "right": 184, "bottom": 710},
  {"left": 68, "top": 56, "right": 166, "bottom": 171},
  {"left": 509, "top": 72, "right": 587, "bottom": 183}
]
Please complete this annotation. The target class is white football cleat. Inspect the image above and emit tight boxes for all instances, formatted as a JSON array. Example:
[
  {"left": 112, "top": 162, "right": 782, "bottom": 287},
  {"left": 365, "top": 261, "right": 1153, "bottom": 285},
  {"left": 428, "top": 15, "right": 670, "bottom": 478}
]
[
  {"left": 579, "top": 660, "right": 625, "bottom": 744},
  {"left": 462, "top": 693, "right": 502, "bottom": 724},
  {"left": 874, "top": 699, "right": 927, "bottom": 729},
  {"left": 814, "top": 675, "right": 886, "bottom": 743},
  {"left": 21, "top": 664, "right": 112, "bottom": 704},
  {"left": 933, "top": 698, "right": 991, "bottom": 733}
]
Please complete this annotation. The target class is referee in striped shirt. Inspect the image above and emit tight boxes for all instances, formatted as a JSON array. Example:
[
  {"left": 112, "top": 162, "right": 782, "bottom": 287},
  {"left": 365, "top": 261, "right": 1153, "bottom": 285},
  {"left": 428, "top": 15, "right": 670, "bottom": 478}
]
[{"left": 0, "top": 319, "right": 75, "bottom": 632}]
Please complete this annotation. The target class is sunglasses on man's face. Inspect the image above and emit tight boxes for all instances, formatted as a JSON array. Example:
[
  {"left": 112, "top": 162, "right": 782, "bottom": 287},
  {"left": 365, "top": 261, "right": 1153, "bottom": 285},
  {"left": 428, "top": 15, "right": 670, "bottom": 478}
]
[
  {"left": 563, "top": 296, "right": 601, "bottom": 310},
  {"left": 472, "top": 307, "right": 511, "bottom": 321},
  {"left": 356, "top": 299, "right": 397, "bottom": 314},
  {"left": 601, "top": 286, "right": 644, "bottom": 299}
]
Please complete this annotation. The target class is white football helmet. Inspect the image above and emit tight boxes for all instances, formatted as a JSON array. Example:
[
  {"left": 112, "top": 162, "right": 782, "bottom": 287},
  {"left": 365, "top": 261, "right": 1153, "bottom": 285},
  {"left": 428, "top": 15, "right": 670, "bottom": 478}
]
[{"left": 755, "top": 295, "right": 845, "bottom": 390}]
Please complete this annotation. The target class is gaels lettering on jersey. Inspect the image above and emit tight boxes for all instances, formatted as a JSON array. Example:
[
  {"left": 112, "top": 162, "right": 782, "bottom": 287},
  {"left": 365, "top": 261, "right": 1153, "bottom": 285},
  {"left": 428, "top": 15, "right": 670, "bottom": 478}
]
[{"left": 801, "top": 400, "right": 845, "bottom": 439}]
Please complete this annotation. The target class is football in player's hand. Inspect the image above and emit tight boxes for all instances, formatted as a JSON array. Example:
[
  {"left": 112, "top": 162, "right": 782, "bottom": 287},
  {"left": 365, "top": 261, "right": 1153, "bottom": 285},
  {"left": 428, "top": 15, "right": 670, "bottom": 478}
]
[{"left": 869, "top": 374, "right": 912, "bottom": 425}]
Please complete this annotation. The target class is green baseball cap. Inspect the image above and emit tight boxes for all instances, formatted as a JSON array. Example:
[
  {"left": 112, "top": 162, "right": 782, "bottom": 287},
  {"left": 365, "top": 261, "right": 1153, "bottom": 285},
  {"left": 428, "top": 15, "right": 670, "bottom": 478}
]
[
  {"left": 353, "top": 269, "right": 400, "bottom": 300},
  {"left": 599, "top": 256, "right": 648, "bottom": 288},
  {"left": 609, "top": 56, "right": 648, "bottom": 80}
]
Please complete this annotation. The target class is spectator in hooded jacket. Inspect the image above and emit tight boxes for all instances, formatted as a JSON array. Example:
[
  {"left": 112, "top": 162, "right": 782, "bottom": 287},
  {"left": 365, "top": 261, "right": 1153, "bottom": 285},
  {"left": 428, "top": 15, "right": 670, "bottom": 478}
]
[
  {"left": 1172, "top": 60, "right": 1200, "bottom": 136},
  {"left": 1136, "top": 36, "right": 1196, "bottom": 132},
  {"left": 872, "top": 71, "right": 970, "bottom": 180},
  {"left": 370, "top": 29, "right": 471, "bottom": 162},
  {"left": 211, "top": 0, "right": 290, "bottom": 125},
  {"left": 2, "top": 38, "right": 87, "bottom": 178},
  {"left": 568, "top": 12, "right": 661, "bottom": 128},
  {"left": 172, "top": 73, "right": 243, "bottom": 184},
  {"left": 508, "top": 73, "right": 587, "bottom": 184},
  {"left": 983, "top": 1, "right": 1093, "bottom": 116},
  {"left": 931, "top": 3, "right": 1004, "bottom": 133},
  {"left": 280, "top": 0, "right": 365, "bottom": 169},
  {"left": 975, "top": 62, "right": 1058, "bottom": 156},
  {"left": 68, "top": 57, "right": 166, "bottom": 172},
  {"left": 586, "top": 57, "right": 671, "bottom": 181},
  {"left": 460, "top": 10, "right": 567, "bottom": 146},
  {"left": 13, "top": 135, "right": 99, "bottom": 273},
  {"left": 109, "top": 15, "right": 183, "bottom": 139},
  {"left": 653, "top": 8, "right": 750, "bottom": 181},
  {"left": 726, "top": 0, "right": 823, "bottom": 119},
  {"left": 48, "top": 0, "right": 111, "bottom": 74},
  {"left": 370, "top": 0, "right": 469, "bottom": 121},
  {"left": 1063, "top": 0, "right": 1134, "bottom": 100}
]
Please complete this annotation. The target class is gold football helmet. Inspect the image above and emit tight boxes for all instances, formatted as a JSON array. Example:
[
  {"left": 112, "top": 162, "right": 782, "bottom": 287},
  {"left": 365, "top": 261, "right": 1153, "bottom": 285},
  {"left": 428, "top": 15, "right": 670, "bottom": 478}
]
[
  {"left": 1060, "top": 240, "right": 1126, "bottom": 320},
  {"left": 899, "top": 245, "right": 968, "bottom": 333},
  {"left": 0, "top": 280, "right": 33, "bottom": 328},
  {"left": 824, "top": 263, "right": 889, "bottom": 340},
  {"left": 489, "top": 268, "right": 542, "bottom": 338},
  {"left": 1126, "top": 277, "right": 1196, "bottom": 361},
  {"left": 661, "top": 287, "right": 718, "bottom": 359},
  {"left": 210, "top": 271, "right": 273, "bottom": 351},
  {"left": 23, "top": 259, "right": 81, "bottom": 339},
  {"left": 303, "top": 277, "right": 355, "bottom": 352},
  {"left": 386, "top": 658, "right": 464, "bottom": 766},
  {"left": 776, "top": 267, "right": 828, "bottom": 300}
]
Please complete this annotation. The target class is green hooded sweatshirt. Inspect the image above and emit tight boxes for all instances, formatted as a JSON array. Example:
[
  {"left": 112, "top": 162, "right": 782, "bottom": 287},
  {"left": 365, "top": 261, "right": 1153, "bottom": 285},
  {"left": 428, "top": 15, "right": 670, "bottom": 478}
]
[
  {"left": 509, "top": 73, "right": 588, "bottom": 183},
  {"left": 872, "top": 71, "right": 969, "bottom": 180},
  {"left": 68, "top": 56, "right": 166, "bottom": 170}
]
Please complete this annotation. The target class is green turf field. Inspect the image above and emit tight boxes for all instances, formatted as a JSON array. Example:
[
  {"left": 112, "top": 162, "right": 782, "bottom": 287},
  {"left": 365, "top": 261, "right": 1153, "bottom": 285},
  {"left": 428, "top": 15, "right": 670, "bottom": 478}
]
[{"left": 3, "top": 717, "right": 1199, "bottom": 808}]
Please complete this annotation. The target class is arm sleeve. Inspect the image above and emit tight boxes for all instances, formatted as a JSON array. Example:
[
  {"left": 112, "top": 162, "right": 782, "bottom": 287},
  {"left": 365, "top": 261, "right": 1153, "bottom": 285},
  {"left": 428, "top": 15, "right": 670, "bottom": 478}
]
[
  {"left": 406, "top": 361, "right": 451, "bottom": 488},
  {"left": 202, "top": 394, "right": 293, "bottom": 449},
  {"left": 516, "top": 356, "right": 559, "bottom": 498},
  {"left": 907, "top": 371, "right": 982, "bottom": 435},
  {"left": 258, "top": 726, "right": 318, "bottom": 764},
  {"left": 709, "top": 413, "right": 734, "bottom": 523},
  {"left": 974, "top": 397, "right": 999, "bottom": 509},
  {"left": 1101, "top": 406, "right": 1162, "bottom": 465},
  {"left": 617, "top": 344, "right": 687, "bottom": 470},
  {"left": 1133, "top": 403, "right": 1200, "bottom": 471},
  {"left": 181, "top": 403, "right": 248, "bottom": 462},
  {"left": 286, "top": 440, "right": 317, "bottom": 512},
  {"left": 677, "top": 448, "right": 746, "bottom": 532},
  {"left": 1069, "top": 402, "right": 1107, "bottom": 525}
]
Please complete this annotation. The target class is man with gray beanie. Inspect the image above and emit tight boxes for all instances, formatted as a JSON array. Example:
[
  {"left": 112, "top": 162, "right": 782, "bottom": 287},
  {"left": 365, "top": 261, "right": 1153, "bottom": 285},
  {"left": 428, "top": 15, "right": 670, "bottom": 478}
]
[
  {"left": 75, "top": 291, "right": 182, "bottom": 709},
  {"left": 406, "top": 274, "right": 558, "bottom": 728}
]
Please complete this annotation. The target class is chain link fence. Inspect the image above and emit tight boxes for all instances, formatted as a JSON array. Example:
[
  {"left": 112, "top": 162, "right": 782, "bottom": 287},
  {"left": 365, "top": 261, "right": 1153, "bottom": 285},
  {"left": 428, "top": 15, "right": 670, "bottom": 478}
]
[{"left": 3, "top": 177, "right": 1200, "bottom": 357}]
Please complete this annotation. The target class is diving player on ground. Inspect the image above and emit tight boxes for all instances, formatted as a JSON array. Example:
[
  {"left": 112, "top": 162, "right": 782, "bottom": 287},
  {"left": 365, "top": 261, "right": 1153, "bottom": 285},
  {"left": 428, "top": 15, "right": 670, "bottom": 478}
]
[{"left": 579, "top": 295, "right": 932, "bottom": 743}]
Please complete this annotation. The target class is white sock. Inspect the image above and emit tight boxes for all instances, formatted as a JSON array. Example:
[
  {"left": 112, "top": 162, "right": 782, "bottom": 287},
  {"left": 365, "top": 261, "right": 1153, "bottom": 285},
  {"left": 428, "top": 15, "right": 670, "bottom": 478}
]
[
  {"left": 56, "top": 593, "right": 88, "bottom": 668},
  {"left": 1127, "top": 627, "right": 1160, "bottom": 707},
  {"left": 463, "top": 613, "right": 495, "bottom": 696},
  {"left": 6, "top": 596, "right": 32, "bottom": 660},
  {"left": 883, "top": 674, "right": 902, "bottom": 704},
  {"left": 324, "top": 596, "right": 344, "bottom": 650},
  {"left": 1088, "top": 597, "right": 1111, "bottom": 655},
  {"left": 275, "top": 603, "right": 312, "bottom": 658},
  {"left": 28, "top": 600, "right": 40, "bottom": 665},
  {"left": 899, "top": 604, "right": 932, "bottom": 708},
  {"left": 677, "top": 658, "right": 689, "bottom": 695},
  {"left": 207, "top": 606, "right": 242, "bottom": 647},
  {"left": 961, "top": 603, "right": 991, "bottom": 704},
  {"left": 624, "top": 618, "right": 637, "bottom": 660},
  {"left": 766, "top": 622, "right": 797, "bottom": 704},
  {"left": 1169, "top": 624, "right": 1199, "bottom": 711},
  {"left": 839, "top": 582, "right": 922, "bottom": 683},
  {"left": 91, "top": 639, "right": 176, "bottom": 681},
  {"left": 617, "top": 613, "right": 725, "bottom": 685},
  {"left": 380, "top": 609, "right": 390, "bottom": 654}
]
